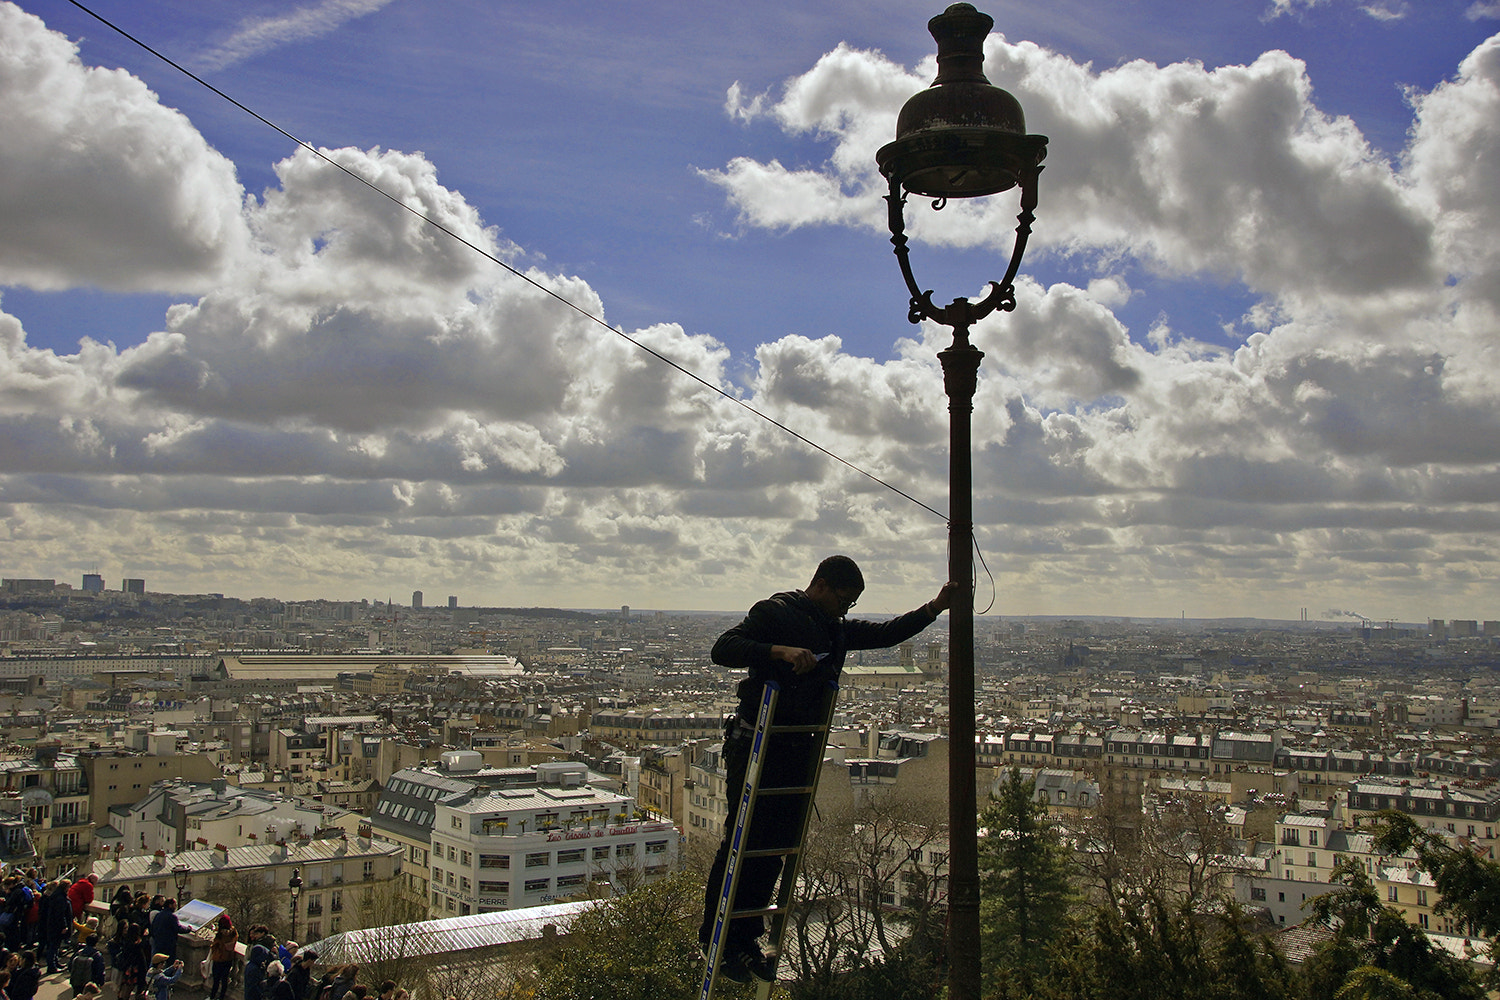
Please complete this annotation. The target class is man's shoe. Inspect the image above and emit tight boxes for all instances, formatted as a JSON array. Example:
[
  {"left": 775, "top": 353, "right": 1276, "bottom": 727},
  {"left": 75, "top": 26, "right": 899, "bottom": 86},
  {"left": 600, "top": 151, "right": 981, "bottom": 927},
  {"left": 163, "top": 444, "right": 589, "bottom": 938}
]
[
  {"left": 718, "top": 951, "right": 753, "bottom": 985},
  {"left": 741, "top": 948, "right": 777, "bottom": 983}
]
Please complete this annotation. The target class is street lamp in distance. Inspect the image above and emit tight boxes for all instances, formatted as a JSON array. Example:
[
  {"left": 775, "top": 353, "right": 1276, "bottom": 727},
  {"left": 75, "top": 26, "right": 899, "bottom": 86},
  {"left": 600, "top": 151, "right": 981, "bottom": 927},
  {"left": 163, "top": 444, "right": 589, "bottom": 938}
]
[
  {"left": 171, "top": 863, "right": 192, "bottom": 902},
  {"left": 288, "top": 867, "right": 304, "bottom": 940},
  {"left": 875, "top": 7, "right": 1048, "bottom": 1000}
]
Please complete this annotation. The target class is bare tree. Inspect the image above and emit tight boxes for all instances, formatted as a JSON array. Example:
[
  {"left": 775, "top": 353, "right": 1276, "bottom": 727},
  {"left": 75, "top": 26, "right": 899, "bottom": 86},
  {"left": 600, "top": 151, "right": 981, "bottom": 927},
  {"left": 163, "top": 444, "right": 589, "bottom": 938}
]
[
  {"left": 1139, "top": 792, "right": 1237, "bottom": 908},
  {"left": 346, "top": 878, "right": 431, "bottom": 988},
  {"left": 1068, "top": 777, "right": 1143, "bottom": 913},
  {"left": 786, "top": 791, "right": 947, "bottom": 989},
  {"left": 207, "top": 869, "right": 283, "bottom": 936}
]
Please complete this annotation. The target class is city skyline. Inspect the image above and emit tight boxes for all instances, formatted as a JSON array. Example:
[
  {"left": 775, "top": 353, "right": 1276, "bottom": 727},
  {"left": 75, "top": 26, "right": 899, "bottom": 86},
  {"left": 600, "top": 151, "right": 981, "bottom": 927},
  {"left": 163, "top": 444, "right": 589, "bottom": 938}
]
[{"left": 1, "top": 1, "right": 1499, "bottom": 620}]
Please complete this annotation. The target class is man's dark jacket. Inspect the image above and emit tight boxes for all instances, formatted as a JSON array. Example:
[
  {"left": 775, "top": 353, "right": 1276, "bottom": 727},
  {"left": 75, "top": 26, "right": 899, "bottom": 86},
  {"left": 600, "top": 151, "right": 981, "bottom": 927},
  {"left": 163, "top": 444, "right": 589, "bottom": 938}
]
[{"left": 713, "top": 589, "right": 937, "bottom": 725}]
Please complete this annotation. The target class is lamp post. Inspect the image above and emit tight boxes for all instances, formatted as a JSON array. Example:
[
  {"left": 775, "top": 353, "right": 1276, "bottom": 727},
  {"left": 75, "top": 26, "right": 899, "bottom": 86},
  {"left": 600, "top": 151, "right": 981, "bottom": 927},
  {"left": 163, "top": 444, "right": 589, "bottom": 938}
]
[
  {"left": 288, "top": 867, "right": 303, "bottom": 940},
  {"left": 171, "top": 863, "right": 192, "bottom": 903},
  {"left": 875, "top": 7, "right": 1047, "bottom": 1000}
]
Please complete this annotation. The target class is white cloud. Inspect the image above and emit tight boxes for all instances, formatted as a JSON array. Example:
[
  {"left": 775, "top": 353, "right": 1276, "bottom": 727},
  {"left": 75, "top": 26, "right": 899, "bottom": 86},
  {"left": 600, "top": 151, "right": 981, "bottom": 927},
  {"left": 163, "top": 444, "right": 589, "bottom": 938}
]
[
  {"left": 191, "top": 0, "right": 401, "bottom": 73},
  {"left": 3, "top": 6, "right": 1500, "bottom": 617},
  {"left": 702, "top": 29, "right": 1500, "bottom": 616},
  {"left": 706, "top": 40, "right": 1436, "bottom": 313},
  {"left": 0, "top": 4, "right": 250, "bottom": 292}
]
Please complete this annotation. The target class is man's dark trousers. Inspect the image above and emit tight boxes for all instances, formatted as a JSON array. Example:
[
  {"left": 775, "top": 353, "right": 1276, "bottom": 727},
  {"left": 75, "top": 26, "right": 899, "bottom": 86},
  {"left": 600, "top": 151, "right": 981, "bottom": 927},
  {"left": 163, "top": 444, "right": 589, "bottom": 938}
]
[{"left": 699, "top": 723, "right": 818, "bottom": 954}]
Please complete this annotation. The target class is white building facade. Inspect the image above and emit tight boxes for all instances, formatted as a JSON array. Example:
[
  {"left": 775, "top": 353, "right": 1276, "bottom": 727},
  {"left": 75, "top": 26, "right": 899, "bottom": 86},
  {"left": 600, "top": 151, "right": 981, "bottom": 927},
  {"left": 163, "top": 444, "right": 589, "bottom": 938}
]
[{"left": 429, "top": 762, "right": 677, "bottom": 915}]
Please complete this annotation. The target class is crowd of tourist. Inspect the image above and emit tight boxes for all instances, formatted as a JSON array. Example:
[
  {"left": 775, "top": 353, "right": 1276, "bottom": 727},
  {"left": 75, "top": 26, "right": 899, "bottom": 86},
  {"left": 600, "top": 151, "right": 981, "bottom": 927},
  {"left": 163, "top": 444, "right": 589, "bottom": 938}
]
[{"left": 1, "top": 868, "right": 407, "bottom": 1000}]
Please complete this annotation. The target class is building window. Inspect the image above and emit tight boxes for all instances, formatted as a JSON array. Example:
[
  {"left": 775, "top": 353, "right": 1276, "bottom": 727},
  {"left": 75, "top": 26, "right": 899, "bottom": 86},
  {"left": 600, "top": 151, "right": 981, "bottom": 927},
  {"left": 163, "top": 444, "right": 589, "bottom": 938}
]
[
  {"left": 593, "top": 846, "right": 610, "bottom": 861},
  {"left": 557, "top": 849, "right": 585, "bottom": 865},
  {"left": 557, "top": 874, "right": 586, "bottom": 890},
  {"left": 480, "top": 855, "right": 509, "bottom": 869},
  {"left": 1388, "top": 886, "right": 1399, "bottom": 902},
  {"left": 460, "top": 850, "right": 472, "bottom": 866},
  {"left": 525, "top": 852, "right": 550, "bottom": 868},
  {"left": 1307, "top": 853, "right": 1316, "bottom": 867},
  {"left": 1250, "top": 887, "right": 1266, "bottom": 901},
  {"left": 1417, "top": 890, "right": 1428, "bottom": 906},
  {"left": 524, "top": 878, "right": 550, "bottom": 894},
  {"left": 479, "top": 881, "right": 508, "bottom": 894}
]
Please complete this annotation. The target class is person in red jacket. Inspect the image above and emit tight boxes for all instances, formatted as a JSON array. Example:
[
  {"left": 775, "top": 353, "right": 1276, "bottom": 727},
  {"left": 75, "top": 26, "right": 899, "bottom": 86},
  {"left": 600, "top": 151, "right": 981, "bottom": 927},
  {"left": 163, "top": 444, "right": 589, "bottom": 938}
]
[{"left": 67, "top": 875, "right": 97, "bottom": 921}]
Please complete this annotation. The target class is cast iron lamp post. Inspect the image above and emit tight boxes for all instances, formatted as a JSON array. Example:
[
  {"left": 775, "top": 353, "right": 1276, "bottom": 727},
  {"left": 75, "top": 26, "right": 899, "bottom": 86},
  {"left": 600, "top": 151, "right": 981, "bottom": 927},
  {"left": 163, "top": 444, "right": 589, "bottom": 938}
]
[
  {"left": 874, "top": 6, "right": 1047, "bottom": 1000},
  {"left": 288, "top": 867, "right": 304, "bottom": 940},
  {"left": 171, "top": 863, "right": 192, "bottom": 903}
]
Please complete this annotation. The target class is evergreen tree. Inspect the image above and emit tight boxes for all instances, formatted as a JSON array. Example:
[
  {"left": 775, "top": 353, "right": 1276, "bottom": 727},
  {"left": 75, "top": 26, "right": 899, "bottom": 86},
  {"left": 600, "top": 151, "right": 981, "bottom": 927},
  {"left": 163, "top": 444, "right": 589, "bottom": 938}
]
[
  {"left": 978, "top": 768, "right": 1075, "bottom": 996},
  {"left": 1301, "top": 857, "right": 1484, "bottom": 1000},
  {"left": 1026, "top": 894, "right": 1294, "bottom": 1000}
]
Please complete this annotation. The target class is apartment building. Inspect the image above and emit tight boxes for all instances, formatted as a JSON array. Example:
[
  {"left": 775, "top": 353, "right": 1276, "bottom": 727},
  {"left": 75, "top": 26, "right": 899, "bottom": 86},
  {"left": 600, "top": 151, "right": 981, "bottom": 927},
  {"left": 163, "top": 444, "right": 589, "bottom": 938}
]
[
  {"left": 428, "top": 761, "right": 676, "bottom": 915},
  {"left": 109, "top": 778, "right": 361, "bottom": 854},
  {"left": 0, "top": 744, "right": 91, "bottom": 870},
  {"left": 684, "top": 745, "right": 729, "bottom": 853},
  {"left": 90, "top": 835, "right": 402, "bottom": 943}
]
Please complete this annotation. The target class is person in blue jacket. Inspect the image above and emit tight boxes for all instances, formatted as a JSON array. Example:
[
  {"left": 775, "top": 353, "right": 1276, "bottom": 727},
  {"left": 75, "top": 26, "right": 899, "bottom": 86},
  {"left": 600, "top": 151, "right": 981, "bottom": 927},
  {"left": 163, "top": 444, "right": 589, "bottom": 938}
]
[
  {"left": 148, "top": 900, "right": 188, "bottom": 962},
  {"left": 148, "top": 954, "right": 184, "bottom": 1000}
]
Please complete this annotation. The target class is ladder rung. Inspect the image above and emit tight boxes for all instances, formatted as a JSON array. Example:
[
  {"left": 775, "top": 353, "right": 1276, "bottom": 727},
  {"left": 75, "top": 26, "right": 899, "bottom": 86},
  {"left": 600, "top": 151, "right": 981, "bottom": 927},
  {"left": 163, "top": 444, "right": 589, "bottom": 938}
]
[
  {"left": 743, "top": 846, "right": 800, "bottom": 859},
  {"left": 757, "top": 785, "right": 815, "bottom": 796},
  {"left": 767, "top": 723, "right": 826, "bottom": 734},
  {"left": 729, "top": 904, "right": 786, "bottom": 920}
]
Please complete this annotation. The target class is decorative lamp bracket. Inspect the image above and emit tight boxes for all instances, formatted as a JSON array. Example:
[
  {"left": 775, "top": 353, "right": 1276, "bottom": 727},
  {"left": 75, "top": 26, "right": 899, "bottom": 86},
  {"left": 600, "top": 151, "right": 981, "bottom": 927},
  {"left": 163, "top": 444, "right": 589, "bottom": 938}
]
[{"left": 884, "top": 162, "right": 1042, "bottom": 347}]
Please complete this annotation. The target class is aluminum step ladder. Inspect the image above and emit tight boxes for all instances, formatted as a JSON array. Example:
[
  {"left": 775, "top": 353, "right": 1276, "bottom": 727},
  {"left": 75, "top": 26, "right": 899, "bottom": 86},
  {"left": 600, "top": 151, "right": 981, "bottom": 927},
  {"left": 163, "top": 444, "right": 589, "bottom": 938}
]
[{"left": 700, "top": 678, "right": 839, "bottom": 1000}]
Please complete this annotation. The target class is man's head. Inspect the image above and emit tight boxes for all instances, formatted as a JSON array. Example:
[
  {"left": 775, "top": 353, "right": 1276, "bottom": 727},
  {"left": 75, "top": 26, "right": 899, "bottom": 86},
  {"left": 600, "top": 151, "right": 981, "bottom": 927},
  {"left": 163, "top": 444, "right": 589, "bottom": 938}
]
[{"left": 807, "top": 555, "right": 864, "bottom": 618}]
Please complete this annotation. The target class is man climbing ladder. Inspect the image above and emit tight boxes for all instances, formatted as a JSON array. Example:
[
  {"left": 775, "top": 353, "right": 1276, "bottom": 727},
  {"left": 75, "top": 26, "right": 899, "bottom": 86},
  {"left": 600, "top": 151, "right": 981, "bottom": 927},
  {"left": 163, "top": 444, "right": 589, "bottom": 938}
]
[{"left": 698, "top": 555, "right": 954, "bottom": 986}]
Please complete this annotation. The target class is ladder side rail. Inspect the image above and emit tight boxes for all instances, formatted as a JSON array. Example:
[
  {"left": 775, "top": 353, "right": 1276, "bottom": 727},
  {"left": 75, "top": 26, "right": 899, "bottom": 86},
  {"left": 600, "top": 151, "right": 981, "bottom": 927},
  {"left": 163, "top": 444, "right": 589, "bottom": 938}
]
[
  {"left": 699, "top": 680, "right": 782, "bottom": 1000},
  {"left": 756, "top": 679, "right": 840, "bottom": 1000}
]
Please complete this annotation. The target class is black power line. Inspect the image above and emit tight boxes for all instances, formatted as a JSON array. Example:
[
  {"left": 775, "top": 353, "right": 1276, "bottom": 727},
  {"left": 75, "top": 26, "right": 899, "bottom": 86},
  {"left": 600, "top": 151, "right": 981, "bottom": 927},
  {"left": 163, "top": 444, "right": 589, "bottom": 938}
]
[{"left": 61, "top": 0, "right": 950, "bottom": 526}]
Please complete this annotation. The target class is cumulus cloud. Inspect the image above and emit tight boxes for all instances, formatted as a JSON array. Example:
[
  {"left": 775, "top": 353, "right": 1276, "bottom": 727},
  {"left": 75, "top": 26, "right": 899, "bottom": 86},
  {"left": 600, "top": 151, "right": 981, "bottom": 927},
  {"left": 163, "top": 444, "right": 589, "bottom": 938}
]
[
  {"left": 706, "top": 40, "right": 1436, "bottom": 311},
  {"left": 0, "top": 4, "right": 250, "bottom": 292},
  {"left": 701, "top": 26, "right": 1500, "bottom": 616},
  {"left": 0, "top": 10, "right": 960, "bottom": 608},
  {"left": 3, "top": 4, "right": 1500, "bottom": 617}
]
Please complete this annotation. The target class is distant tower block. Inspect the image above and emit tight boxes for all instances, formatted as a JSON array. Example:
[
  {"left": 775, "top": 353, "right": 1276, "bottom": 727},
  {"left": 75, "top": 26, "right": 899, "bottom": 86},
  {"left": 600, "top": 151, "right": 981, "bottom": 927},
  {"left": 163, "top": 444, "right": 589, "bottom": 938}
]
[
  {"left": 122, "top": 578, "right": 145, "bottom": 594},
  {"left": 412, "top": 590, "right": 423, "bottom": 609},
  {"left": 448, "top": 595, "right": 458, "bottom": 608},
  {"left": 82, "top": 573, "right": 104, "bottom": 593},
  {"left": 621, "top": 605, "right": 630, "bottom": 622},
  {"left": 926, "top": 641, "right": 944, "bottom": 673},
  {"left": 899, "top": 642, "right": 914, "bottom": 667}
]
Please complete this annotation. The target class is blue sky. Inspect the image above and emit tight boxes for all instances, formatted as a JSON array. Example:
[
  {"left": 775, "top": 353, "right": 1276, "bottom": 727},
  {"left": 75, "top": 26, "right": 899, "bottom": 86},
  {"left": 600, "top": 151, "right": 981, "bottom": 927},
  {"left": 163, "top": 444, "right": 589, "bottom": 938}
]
[{"left": 2, "top": 0, "right": 1499, "bottom": 620}]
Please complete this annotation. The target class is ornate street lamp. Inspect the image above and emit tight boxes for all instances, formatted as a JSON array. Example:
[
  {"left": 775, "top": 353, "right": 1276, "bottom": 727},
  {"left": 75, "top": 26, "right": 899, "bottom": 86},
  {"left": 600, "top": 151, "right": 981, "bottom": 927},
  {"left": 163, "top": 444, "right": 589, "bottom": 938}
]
[
  {"left": 875, "top": 7, "right": 1047, "bottom": 1000},
  {"left": 171, "top": 863, "right": 192, "bottom": 902},
  {"left": 288, "top": 867, "right": 304, "bottom": 940}
]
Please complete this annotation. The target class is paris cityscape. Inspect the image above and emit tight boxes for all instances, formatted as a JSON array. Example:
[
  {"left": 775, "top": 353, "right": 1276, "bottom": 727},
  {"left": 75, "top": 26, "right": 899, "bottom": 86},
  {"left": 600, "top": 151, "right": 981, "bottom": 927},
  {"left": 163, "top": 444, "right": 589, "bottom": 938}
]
[
  {"left": 5, "top": 0, "right": 1500, "bottom": 997},
  {"left": 3, "top": 571, "right": 1500, "bottom": 996}
]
